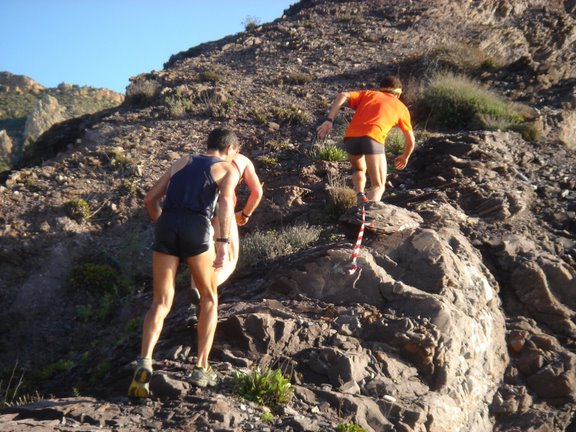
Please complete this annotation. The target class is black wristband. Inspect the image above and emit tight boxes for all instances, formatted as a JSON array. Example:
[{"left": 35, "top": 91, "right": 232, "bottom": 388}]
[
  {"left": 325, "top": 118, "right": 334, "bottom": 123},
  {"left": 216, "top": 238, "right": 229, "bottom": 243},
  {"left": 241, "top": 212, "right": 251, "bottom": 219}
]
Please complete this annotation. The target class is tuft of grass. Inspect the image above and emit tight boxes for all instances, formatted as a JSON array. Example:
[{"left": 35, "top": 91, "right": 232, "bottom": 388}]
[
  {"left": 310, "top": 144, "right": 348, "bottom": 162},
  {"left": 258, "top": 155, "right": 279, "bottom": 167},
  {"left": 336, "top": 421, "right": 367, "bottom": 432},
  {"left": 233, "top": 367, "right": 293, "bottom": 407},
  {"left": 198, "top": 70, "right": 222, "bottom": 83},
  {"left": 270, "top": 104, "right": 311, "bottom": 124},
  {"left": 239, "top": 223, "right": 321, "bottom": 268},
  {"left": 67, "top": 199, "right": 91, "bottom": 222},
  {"left": 420, "top": 72, "right": 525, "bottom": 130}
]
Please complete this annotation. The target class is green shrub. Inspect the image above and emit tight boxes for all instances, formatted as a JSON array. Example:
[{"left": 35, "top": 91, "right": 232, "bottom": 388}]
[
  {"left": 67, "top": 199, "right": 91, "bottom": 222},
  {"left": 69, "top": 263, "right": 122, "bottom": 295},
  {"left": 421, "top": 72, "right": 525, "bottom": 130},
  {"left": 233, "top": 367, "right": 293, "bottom": 407},
  {"left": 270, "top": 104, "right": 311, "bottom": 124},
  {"left": 385, "top": 127, "right": 405, "bottom": 155},
  {"left": 261, "top": 411, "right": 275, "bottom": 423},
  {"left": 164, "top": 94, "right": 194, "bottom": 118},
  {"left": 335, "top": 421, "right": 367, "bottom": 432},
  {"left": 251, "top": 108, "right": 269, "bottom": 124},
  {"left": 239, "top": 224, "right": 321, "bottom": 268},
  {"left": 76, "top": 292, "right": 116, "bottom": 322},
  {"left": 32, "top": 359, "right": 75, "bottom": 380},
  {"left": 310, "top": 144, "right": 347, "bottom": 162},
  {"left": 258, "top": 155, "right": 279, "bottom": 167}
]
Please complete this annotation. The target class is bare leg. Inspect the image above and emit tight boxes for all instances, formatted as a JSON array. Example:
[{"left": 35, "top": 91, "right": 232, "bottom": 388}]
[
  {"left": 192, "top": 216, "right": 239, "bottom": 288},
  {"left": 348, "top": 154, "right": 367, "bottom": 195},
  {"left": 365, "top": 153, "right": 387, "bottom": 202},
  {"left": 140, "top": 252, "right": 179, "bottom": 358},
  {"left": 187, "top": 249, "right": 218, "bottom": 370}
]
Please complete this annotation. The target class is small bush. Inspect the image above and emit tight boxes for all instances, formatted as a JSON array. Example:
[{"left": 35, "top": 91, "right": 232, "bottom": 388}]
[
  {"left": 251, "top": 108, "right": 269, "bottom": 124},
  {"left": 32, "top": 359, "right": 75, "bottom": 380},
  {"left": 258, "top": 155, "right": 279, "bottom": 167},
  {"left": 164, "top": 94, "right": 194, "bottom": 118},
  {"left": 385, "top": 127, "right": 405, "bottom": 155},
  {"left": 233, "top": 367, "right": 293, "bottom": 407},
  {"left": 327, "top": 174, "right": 356, "bottom": 218},
  {"left": 283, "top": 72, "right": 313, "bottom": 85},
  {"left": 239, "top": 224, "right": 321, "bottom": 268},
  {"left": 421, "top": 72, "right": 525, "bottom": 130},
  {"left": 198, "top": 70, "right": 222, "bottom": 83},
  {"left": 68, "top": 263, "right": 122, "bottom": 295},
  {"left": 125, "top": 79, "right": 161, "bottom": 106},
  {"left": 270, "top": 104, "right": 311, "bottom": 124},
  {"left": 336, "top": 421, "right": 367, "bottom": 432},
  {"left": 67, "top": 199, "right": 91, "bottom": 222},
  {"left": 242, "top": 15, "right": 261, "bottom": 31},
  {"left": 76, "top": 292, "right": 116, "bottom": 322},
  {"left": 310, "top": 144, "right": 347, "bottom": 162}
]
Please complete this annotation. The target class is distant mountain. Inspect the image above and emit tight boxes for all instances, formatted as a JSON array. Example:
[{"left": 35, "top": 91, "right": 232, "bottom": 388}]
[{"left": 0, "top": 71, "right": 124, "bottom": 172}]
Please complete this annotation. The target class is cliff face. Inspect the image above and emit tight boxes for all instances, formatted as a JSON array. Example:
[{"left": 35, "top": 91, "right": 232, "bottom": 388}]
[
  {"left": 0, "top": 1, "right": 574, "bottom": 431},
  {"left": 0, "top": 72, "right": 123, "bottom": 171}
]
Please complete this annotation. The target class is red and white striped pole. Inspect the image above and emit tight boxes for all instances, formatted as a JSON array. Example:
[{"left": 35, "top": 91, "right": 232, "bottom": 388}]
[{"left": 348, "top": 195, "right": 368, "bottom": 274}]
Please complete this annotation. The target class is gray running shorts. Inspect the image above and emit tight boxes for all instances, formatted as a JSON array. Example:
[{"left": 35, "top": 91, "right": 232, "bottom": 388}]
[{"left": 344, "top": 136, "right": 385, "bottom": 155}]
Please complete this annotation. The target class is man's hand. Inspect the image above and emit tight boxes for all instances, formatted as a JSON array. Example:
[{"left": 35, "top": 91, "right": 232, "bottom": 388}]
[
  {"left": 394, "top": 154, "right": 410, "bottom": 170},
  {"left": 316, "top": 121, "right": 333, "bottom": 139},
  {"left": 235, "top": 211, "right": 249, "bottom": 226},
  {"left": 213, "top": 242, "right": 229, "bottom": 269}
]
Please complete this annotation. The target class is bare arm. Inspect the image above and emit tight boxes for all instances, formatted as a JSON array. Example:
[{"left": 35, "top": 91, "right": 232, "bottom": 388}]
[
  {"left": 316, "top": 91, "right": 350, "bottom": 138},
  {"left": 236, "top": 158, "right": 263, "bottom": 226},
  {"left": 394, "top": 129, "right": 416, "bottom": 170},
  {"left": 213, "top": 165, "right": 238, "bottom": 268},
  {"left": 143, "top": 169, "right": 171, "bottom": 223}
]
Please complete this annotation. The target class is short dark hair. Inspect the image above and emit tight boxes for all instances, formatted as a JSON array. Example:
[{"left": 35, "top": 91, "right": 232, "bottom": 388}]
[
  {"left": 207, "top": 128, "right": 239, "bottom": 152},
  {"left": 379, "top": 75, "right": 402, "bottom": 89}
]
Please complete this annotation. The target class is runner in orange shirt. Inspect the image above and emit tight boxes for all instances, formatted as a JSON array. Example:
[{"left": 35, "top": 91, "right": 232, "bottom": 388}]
[{"left": 316, "top": 75, "right": 415, "bottom": 207}]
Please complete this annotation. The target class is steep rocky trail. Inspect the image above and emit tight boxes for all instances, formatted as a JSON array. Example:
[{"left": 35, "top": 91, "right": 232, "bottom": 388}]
[{"left": 0, "top": 1, "right": 575, "bottom": 431}]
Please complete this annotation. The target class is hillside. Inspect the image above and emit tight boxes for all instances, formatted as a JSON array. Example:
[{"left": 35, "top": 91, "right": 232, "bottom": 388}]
[
  {"left": 0, "top": 71, "right": 124, "bottom": 172},
  {"left": 0, "top": 1, "right": 575, "bottom": 431}
]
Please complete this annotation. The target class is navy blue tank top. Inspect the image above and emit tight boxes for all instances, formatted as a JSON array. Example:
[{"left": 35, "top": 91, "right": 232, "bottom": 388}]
[{"left": 162, "top": 155, "right": 224, "bottom": 218}]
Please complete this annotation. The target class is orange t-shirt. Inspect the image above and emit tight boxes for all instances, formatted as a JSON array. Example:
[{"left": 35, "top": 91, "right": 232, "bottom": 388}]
[{"left": 344, "top": 90, "right": 413, "bottom": 144}]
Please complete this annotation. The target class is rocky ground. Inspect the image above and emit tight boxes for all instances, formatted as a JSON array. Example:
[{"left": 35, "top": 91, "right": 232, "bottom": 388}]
[{"left": 0, "top": 0, "right": 575, "bottom": 431}]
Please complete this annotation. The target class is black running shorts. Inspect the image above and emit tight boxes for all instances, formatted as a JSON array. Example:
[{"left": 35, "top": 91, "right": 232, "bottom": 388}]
[
  {"left": 344, "top": 136, "right": 385, "bottom": 155},
  {"left": 152, "top": 210, "right": 213, "bottom": 259}
]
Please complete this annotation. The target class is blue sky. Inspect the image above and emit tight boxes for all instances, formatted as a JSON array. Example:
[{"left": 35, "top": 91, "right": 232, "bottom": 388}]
[{"left": 0, "top": 0, "right": 295, "bottom": 93}]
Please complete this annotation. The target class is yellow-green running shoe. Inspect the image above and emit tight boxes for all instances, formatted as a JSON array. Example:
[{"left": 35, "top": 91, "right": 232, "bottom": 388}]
[
  {"left": 128, "top": 358, "right": 152, "bottom": 398},
  {"left": 190, "top": 365, "right": 219, "bottom": 388}
]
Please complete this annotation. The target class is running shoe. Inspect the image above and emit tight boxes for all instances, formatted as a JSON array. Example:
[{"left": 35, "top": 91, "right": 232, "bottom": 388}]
[
  {"left": 190, "top": 365, "right": 219, "bottom": 388},
  {"left": 128, "top": 357, "right": 153, "bottom": 398}
]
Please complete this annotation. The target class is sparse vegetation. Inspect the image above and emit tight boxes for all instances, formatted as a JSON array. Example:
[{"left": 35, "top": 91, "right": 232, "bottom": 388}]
[
  {"left": 242, "top": 15, "right": 261, "bottom": 31},
  {"left": 125, "top": 79, "right": 161, "bottom": 106},
  {"left": 239, "top": 224, "right": 321, "bottom": 268},
  {"left": 282, "top": 72, "right": 313, "bottom": 85},
  {"left": 385, "top": 127, "right": 406, "bottom": 155},
  {"left": 310, "top": 143, "right": 348, "bottom": 161},
  {"left": 326, "top": 174, "right": 356, "bottom": 219},
  {"left": 251, "top": 108, "right": 269, "bottom": 124},
  {"left": 335, "top": 421, "right": 367, "bottom": 432},
  {"left": 233, "top": 367, "right": 293, "bottom": 407},
  {"left": 270, "top": 104, "right": 312, "bottom": 124},
  {"left": 258, "top": 155, "right": 279, "bottom": 167},
  {"left": 68, "top": 263, "right": 122, "bottom": 295},
  {"left": 198, "top": 70, "right": 222, "bottom": 83},
  {"left": 67, "top": 199, "right": 91, "bottom": 222},
  {"left": 420, "top": 72, "right": 525, "bottom": 130}
]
